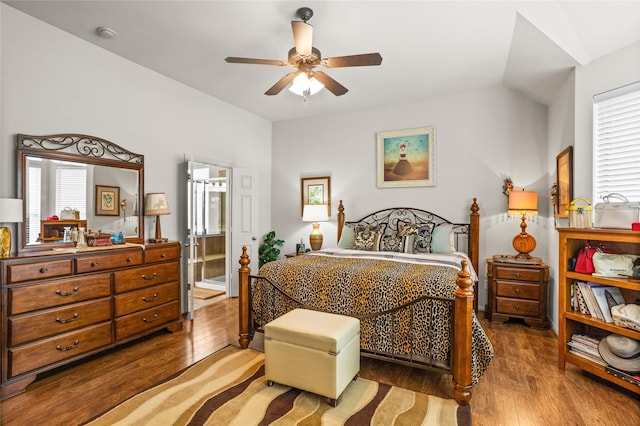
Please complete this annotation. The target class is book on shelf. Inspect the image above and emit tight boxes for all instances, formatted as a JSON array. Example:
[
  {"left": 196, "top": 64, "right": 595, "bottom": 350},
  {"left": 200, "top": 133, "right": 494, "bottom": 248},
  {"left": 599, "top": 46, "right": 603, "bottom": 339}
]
[
  {"left": 573, "top": 284, "right": 590, "bottom": 315},
  {"left": 589, "top": 285, "right": 626, "bottom": 323},
  {"left": 568, "top": 334, "right": 605, "bottom": 365},
  {"left": 571, "top": 333, "right": 600, "bottom": 348},
  {"left": 605, "top": 365, "right": 640, "bottom": 387},
  {"left": 569, "top": 349, "right": 607, "bottom": 366},
  {"left": 576, "top": 281, "right": 604, "bottom": 320}
]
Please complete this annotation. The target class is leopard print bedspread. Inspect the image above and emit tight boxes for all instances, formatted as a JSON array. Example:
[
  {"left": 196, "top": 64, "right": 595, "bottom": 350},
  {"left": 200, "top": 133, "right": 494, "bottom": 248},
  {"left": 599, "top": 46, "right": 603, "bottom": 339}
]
[{"left": 254, "top": 253, "right": 494, "bottom": 385}]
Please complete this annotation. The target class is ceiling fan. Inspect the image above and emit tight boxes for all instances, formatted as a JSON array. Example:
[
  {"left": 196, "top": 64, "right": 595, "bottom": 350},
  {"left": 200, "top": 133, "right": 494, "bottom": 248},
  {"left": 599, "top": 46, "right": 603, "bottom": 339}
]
[{"left": 225, "top": 7, "right": 382, "bottom": 97}]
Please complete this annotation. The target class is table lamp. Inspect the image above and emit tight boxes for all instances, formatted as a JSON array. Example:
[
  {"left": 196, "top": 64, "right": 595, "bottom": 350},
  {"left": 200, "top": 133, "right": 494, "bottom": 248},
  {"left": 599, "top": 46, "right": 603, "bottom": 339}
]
[
  {"left": 508, "top": 190, "right": 538, "bottom": 259},
  {"left": 0, "top": 198, "right": 23, "bottom": 258},
  {"left": 302, "top": 204, "right": 329, "bottom": 250},
  {"left": 144, "top": 192, "right": 170, "bottom": 243}
]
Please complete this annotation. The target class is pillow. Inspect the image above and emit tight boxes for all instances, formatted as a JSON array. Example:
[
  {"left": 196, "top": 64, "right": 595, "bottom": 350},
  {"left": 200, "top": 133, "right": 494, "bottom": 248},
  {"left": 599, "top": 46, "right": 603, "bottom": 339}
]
[
  {"left": 353, "top": 225, "right": 384, "bottom": 251},
  {"left": 431, "top": 223, "right": 455, "bottom": 254},
  {"left": 377, "top": 234, "right": 410, "bottom": 253},
  {"left": 397, "top": 221, "right": 435, "bottom": 253},
  {"left": 337, "top": 226, "right": 355, "bottom": 249}
]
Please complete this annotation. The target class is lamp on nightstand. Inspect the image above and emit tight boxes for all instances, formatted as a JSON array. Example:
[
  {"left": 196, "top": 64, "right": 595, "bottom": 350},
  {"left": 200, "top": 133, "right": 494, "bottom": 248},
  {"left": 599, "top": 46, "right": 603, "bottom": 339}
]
[
  {"left": 145, "top": 192, "right": 170, "bottom": 243},
  {"left": 508, "top": 190, "right": 538, "bottom": 259},
  {"left": 302, "top": 204, "right": 329, "bottom": 250},
  {"left": 0, "top": 199, "right": 23, "bottom": 258}
]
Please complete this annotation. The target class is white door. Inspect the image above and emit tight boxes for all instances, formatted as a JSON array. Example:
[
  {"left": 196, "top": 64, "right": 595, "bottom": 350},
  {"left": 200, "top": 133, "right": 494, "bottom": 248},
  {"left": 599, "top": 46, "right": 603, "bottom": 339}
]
[{"left": 230, "top": 168, "right": 259, "bottom": 297}]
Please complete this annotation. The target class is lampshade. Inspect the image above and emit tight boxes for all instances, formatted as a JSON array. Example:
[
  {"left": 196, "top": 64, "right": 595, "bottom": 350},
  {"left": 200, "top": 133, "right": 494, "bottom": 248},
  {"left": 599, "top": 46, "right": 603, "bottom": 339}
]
[
  {"left": 302, "top": 204, "right": 329, "bottom": 223},
  {"left": 144, "top": 193, "right": 171, "bottom": 216},
  {"left": 0, "top": 199, "right": 23, "bottom": 223},
  {"left": 508, "top": 191, "right": 538, "bottom": 217},
  {"left": 289, "top": 73, "right": 324, "bottom": 97}
]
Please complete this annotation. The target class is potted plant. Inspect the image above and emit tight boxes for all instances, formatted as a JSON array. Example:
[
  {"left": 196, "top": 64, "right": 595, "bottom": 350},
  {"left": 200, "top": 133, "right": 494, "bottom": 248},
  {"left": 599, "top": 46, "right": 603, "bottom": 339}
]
[{"left": 258, "top": 231, "right": 284, "bottom": 268}]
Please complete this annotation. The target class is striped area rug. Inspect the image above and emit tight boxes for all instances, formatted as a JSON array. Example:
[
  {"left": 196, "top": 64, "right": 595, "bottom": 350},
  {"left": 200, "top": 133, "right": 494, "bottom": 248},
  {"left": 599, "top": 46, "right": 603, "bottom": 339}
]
[{"left": 86, "top": 345, "right": 470, "bottom": 426}]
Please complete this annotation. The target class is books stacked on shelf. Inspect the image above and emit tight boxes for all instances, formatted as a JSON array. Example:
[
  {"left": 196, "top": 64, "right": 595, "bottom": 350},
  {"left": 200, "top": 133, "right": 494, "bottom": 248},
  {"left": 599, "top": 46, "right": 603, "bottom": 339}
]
[
  {"left": 567, "top": 334, "right": 606, "bottom": 366},
  {"left": 605, "top": 365, "right": 640, "bottom": 387},
  {"left": 574, "top": 281, "right": 626, "bottom": 322}
]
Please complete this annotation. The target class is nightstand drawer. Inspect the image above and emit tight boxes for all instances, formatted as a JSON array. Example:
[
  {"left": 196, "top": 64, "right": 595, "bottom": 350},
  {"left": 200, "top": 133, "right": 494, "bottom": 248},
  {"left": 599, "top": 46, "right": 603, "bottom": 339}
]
[
  {"left": 496, "top": 280, "right": 540, "bottom": 300},
  {"left": 496, "top": 297, "right": 540, "bottom": 317},
  {"left": 494, "top": 266, "right": 543, "bottom": 282}
]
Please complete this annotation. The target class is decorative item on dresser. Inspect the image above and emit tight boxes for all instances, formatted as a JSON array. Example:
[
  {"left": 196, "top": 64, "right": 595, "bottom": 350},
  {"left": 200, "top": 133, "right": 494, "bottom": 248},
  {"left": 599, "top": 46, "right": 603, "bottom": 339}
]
[
  {"left": 302, "top": 204, "right": 329, "bottom": 250},
  {"left": 0, "top": 242, "right": 183, "bottom": 400},
  {"left": 557, "top": 227, "right": 640, "bottom": 395},
  {"left": 507, "top": 189, "right": 539, "bottom": 260},
  {"left": 0, "top": 198, "right": 23, "bottom": 258},
  {"left": 144, "top": 192, "right": 171, "bottom": 243},
  {"left": 485, "top": 258, "right": 550, "bottom": 329}
]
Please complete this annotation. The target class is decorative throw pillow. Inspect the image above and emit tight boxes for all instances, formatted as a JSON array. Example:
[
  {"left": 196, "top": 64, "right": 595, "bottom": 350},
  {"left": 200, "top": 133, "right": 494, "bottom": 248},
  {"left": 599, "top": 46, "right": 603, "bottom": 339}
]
[
  {"left": 337, "top": 225, "right": 355, "bottom": 249},
  {"left": 353, "top": 225, "right": 384, "bottom": 251},
  {"left": 377, "top": 234, "right": 409, "bottom": 253},
  {"left": 397, "top": 221, "right": 435, "bottom": 253},
  {"left": 431, "top": 223, "right": 455, "bottom": 253}
]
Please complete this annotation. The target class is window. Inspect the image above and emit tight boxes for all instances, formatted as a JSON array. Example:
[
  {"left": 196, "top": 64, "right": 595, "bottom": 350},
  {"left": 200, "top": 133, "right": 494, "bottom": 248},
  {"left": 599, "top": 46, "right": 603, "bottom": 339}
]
[
  {"left": 593, "top": 81, "right": 640, "bottom": 202},
  {"left": 26, "top": 162, "right": 41, "bottom": 244},
  {"left": 55, "top": 164, "right": 87, "bottom": 218}
]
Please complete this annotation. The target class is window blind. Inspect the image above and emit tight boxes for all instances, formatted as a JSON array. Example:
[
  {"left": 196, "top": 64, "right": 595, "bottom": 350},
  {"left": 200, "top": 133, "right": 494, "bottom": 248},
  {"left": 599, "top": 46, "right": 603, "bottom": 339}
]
[
  {"left": 55, "top": 165, "right": 87, "bottom": 219},
  {"left": 27, "top": 164, "right": 41, "bottom": 244},
  {"left": 593, "top": 81, "right": 640, "bottom": 202}
]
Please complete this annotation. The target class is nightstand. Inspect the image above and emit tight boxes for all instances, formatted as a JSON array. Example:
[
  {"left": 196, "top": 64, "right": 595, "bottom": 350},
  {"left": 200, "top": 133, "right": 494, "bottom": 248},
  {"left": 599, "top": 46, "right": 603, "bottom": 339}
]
[
  {"left": 284, "top": 252, "right": 304, "bottom": 258},
  {"left": 485, "top": 258, "right": 550, "bottom": 329}
]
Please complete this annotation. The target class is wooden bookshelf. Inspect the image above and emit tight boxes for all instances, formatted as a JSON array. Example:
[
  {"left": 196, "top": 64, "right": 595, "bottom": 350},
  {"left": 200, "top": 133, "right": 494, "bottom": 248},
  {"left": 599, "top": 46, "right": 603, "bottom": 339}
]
[{"left": 557, "top": 228, "right": 640, "bottom": 394}]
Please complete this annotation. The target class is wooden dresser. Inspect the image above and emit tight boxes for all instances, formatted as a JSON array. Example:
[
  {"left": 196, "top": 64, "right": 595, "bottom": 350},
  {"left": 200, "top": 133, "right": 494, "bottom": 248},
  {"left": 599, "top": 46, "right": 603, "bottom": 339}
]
[
  {"left": 485, "top": 258, "right": 550, "bottom": 329},
  {"left": 0, "top": 242, "right": 183, "bottom": 399}
]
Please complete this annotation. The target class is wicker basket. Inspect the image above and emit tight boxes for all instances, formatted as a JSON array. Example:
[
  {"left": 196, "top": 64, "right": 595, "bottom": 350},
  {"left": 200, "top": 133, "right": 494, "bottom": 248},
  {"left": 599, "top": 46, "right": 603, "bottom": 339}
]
[
  {"left": 611, "top": 304, "right": 640, "bottom": 332},
  {"left": 568, "top": 198, "right": 593, "bottom": 228}
]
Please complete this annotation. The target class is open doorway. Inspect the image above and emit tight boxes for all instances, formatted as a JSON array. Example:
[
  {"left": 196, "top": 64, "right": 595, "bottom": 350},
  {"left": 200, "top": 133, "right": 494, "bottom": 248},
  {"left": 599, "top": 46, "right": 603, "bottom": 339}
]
[{"left": 185, "top": 160, "right": 230, "bottom": 313}]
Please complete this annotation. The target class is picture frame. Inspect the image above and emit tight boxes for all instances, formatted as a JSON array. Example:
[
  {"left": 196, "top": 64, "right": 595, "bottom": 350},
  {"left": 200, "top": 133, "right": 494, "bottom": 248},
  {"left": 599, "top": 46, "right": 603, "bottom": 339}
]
[
  {"left": 301, "top": 176, "right": 331, "bottom": 217},
  {"left": 376, "top": 126, "right": 436, "bottom": 188},
  {"left": 555, "top": 146, "right": 573, "bottom": 218},
  {"left": 95, "top": 185, "right": 120, "bottom": 216}
]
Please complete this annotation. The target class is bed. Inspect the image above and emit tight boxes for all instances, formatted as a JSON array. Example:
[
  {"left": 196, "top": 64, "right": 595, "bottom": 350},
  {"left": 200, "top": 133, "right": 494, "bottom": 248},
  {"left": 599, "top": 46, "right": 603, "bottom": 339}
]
[{"left": 237, "top": 198, "right": 493, "bottom": 405}]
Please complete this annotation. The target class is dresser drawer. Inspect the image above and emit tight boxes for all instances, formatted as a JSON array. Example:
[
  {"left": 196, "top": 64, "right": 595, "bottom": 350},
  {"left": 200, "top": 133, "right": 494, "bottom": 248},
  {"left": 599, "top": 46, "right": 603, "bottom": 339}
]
[
  {"left": 115, "top": 301, "right": 180, "bottom": 341},
  {"left": 495, "top": 280, "right": 540, "bottom": 300},
  {"left": 8, "top": 298, "right": 112, "bottom": 346},
  {"left": 7, "top": 274, "right": 111, "bottom": 315},
  {"left": 6, "top": 259, "right": 72, "bottom": 284},
  {"left": 145, "top": 244, "right": 180, "bottom": 263},
  {"left": 113, "top": 261, "right": 180, "bottom": 293},
  {"left": 76, "top": 249, "right": 143, "bottom": 273},
  {"left": 8, "top": 322, "right": 112, "bottom": 378},
  {"left": 114, "top": 282, "right": 179, "bottom": 317},
  {"left": 493, "top": 266, "right": 543, "bottom": 282},
  {"left": 496, "top": 297, "right": 540, "bottom": 317}
]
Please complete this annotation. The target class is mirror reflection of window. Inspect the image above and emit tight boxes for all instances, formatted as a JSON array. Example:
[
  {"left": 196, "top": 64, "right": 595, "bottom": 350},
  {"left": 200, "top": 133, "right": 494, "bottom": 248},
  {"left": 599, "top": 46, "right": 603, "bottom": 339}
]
[
  {"left": 54, "top": 162, "right": 87, "bottom": 220},
  {"left": 26, "top": 161, "right": 41, "bottom": 244}
]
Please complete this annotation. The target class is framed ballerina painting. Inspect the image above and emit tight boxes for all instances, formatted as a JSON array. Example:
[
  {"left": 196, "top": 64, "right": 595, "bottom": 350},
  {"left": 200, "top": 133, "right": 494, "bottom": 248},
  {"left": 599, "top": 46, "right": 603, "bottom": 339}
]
[{"left": 376, "top": 126, "right": 436, "bottom": 188}]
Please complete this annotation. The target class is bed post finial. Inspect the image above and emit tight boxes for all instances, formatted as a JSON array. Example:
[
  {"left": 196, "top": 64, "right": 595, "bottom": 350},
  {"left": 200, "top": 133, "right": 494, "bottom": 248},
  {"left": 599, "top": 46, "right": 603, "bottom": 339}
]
[
  {"left": 337, "top": 200, "right": 345, "bottom": 242},
  {"left": 238, "top": 246, "right": 251, "bottom": 349}
]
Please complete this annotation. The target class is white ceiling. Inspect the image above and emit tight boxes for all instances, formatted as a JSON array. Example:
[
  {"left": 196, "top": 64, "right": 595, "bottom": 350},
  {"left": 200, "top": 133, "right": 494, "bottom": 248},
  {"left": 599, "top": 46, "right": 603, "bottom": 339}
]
[{"left": 4, "top": 1, "right": 640, "bottom": 122}]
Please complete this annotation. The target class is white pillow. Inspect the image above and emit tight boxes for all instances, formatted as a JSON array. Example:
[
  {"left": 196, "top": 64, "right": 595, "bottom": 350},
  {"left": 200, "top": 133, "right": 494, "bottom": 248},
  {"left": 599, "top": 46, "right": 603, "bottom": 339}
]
[
  {"left": 337, "top": 226, "right": 355, "bottom": 249},
  {"left": 431, "top": 223, "right": 455, "bottom": 254}
]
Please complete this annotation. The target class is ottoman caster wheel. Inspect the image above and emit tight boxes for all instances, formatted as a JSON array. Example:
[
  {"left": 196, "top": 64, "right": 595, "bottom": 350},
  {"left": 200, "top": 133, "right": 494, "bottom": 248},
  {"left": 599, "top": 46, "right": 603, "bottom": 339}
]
[
  {"left": 353, "top": 374, "right": 359, "bottom": 381},
  {"left": 328, "top": 397, "right": 338, "bottom": 407},
  {"left": 267, "top": 380, "right": 275, "bottom": 387}
]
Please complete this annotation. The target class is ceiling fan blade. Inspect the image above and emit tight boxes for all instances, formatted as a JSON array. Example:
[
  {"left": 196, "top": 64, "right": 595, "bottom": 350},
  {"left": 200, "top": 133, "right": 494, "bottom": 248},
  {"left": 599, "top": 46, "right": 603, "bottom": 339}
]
[
  {"left": 291, "top": 21, "right": 313, "bottom": 56},
  {"left": 265, "top": 71, "right": 299, "bottom": 96},
  {"left": 322, "top": 53, "right": 383, "bottom": 68},
  {"left": 313, "top": 71, "right": 348, "bottom": 96},
  {"left": 225, "top": 57, "right": 289, "bottom": 66}
]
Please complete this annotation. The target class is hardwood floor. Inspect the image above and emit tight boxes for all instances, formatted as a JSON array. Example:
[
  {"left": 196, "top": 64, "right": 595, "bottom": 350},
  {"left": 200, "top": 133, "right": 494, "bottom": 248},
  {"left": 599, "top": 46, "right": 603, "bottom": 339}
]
[{"left": 1, "top": 298, "right": 638, "bottom": 425}]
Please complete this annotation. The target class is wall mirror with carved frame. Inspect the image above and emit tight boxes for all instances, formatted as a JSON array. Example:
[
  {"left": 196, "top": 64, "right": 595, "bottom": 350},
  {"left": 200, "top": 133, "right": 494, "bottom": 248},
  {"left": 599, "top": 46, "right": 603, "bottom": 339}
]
[{"left": 17, "top": 134, "right": 144, "bottom": 252}]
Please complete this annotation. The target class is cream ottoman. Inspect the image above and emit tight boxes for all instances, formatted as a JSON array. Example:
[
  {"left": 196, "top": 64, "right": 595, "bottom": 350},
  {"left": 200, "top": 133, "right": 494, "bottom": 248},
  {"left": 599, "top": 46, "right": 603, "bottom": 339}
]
[{"left": 264, "top": 308, "right": 360, "bottom": 406}]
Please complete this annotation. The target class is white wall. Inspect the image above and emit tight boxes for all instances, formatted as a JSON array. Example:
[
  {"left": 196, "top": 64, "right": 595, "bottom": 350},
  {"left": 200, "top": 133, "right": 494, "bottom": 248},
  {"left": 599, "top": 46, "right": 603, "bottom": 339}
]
[
  {"left": 0, "top": 5, "right": 272, "bottom": 259},
  {"left": 272, "top": 85, "right": 549, "bottom": 309}
]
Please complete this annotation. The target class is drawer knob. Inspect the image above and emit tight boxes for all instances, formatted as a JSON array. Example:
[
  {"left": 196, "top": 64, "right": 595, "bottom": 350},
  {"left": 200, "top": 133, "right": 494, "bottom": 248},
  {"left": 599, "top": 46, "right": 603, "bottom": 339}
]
[
  {"left": 55, "top": 287, "right": 79, "bottom": 297},
  {"left": 39, "top": 267, "right": 48, "bottom": 273},
  {"left": 515, "top": 304, "right": 520, "bottom": 311},
  {"left": 56, "top": 339, "right": 80, "bottom": 352},
  {"left": 127, "top": 257, "right": 133, "bottom": 262},
  {"left": 515, "top": 272, "right": 521, "bottom": 278},
  {"left": 161, "top": 253, "right": 167, "bottom": 258},
  {"left": 142, "top": 293, "right": 159, "bottom": 302},
  {"left": 143, "top": 313, "right": 159, "bottom": 323},
  {"left": 91, "top": 261, "right": 98, "bottom": 267},
  {"left": 142, "top": 272, "right": 157, "bottom": 281},
  {"left": 515, "top": 288, "right": 521, "bottom": 294},
  {"left": 55, "top": 313, "right": 79, "bottom": 324}
]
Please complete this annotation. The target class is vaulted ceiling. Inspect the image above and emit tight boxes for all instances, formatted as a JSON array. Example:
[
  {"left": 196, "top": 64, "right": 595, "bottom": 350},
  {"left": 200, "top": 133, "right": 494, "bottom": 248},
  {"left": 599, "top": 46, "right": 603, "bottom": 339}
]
[{"left": 4, "top": 1, "right": 640, "bottom": 121}]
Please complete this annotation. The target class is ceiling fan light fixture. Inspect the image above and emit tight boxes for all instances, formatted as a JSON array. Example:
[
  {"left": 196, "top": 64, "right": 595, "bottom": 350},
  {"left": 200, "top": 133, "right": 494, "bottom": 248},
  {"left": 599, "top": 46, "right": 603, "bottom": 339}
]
[{"left": 288, "top": 73, "right": 324, "bottom": 97}]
